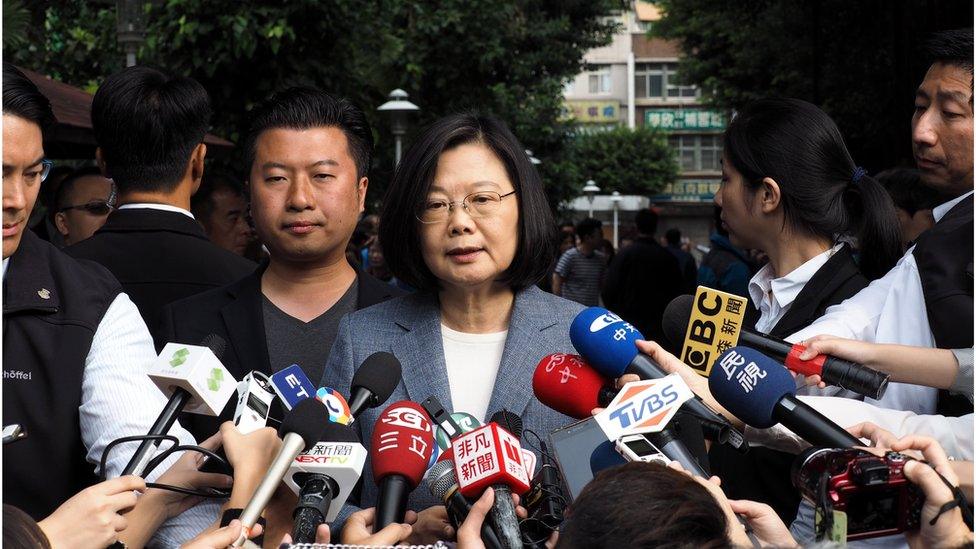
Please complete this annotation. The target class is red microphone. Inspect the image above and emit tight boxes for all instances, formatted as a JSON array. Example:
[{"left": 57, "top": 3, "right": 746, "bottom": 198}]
[
  {"left": 532, "top": 353, "right": 616, "bottom": 419},
  {"left": 370, "top": 401, "right": 435, "bottom": 531}
]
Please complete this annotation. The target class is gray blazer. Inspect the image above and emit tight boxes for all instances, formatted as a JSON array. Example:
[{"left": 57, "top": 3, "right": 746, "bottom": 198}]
[{"left": 320, "top": 285, "right": 583, "bottom": 529}]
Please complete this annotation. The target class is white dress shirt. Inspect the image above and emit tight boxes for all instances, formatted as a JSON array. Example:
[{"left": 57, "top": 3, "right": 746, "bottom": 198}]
[
  {"left": 790, "top": 191, "right": 974, "bottom": 414},
  {"left": 441, "top": 324, "right": 507, "bottom": 422},
  {"left": 118, "top": 202, "right": 196, "bottom": 219},
  {"left": 748, "top": 244, "right": 842, "bottom": 334}
]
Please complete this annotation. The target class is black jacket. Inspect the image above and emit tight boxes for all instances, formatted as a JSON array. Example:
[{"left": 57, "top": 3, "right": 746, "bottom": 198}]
[
  {"left": 709, "top": 244, "right": 869, "bottom": 523},
  {"left": 3, "top": 231, "right": 121, "bottom": 518},
  {"left": 602, "top": 236, "right": 685, "bottom": 342},
  {"left": 158, "top": 263, "right": 403, "bottom": 439},
  {"left": 66, "top": 208, "right": 256, "bottom": 347}
]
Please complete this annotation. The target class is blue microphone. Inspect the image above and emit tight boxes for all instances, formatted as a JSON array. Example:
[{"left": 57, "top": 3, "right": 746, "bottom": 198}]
[
  {"left": 708, "top": 347, "right": 859, "bottom": 448},
  {"left": 270, "top": 365, "right": 316, "bottom": 410},
  {"left": 569, "top": 307, "right": 735, "bottom": 441}
]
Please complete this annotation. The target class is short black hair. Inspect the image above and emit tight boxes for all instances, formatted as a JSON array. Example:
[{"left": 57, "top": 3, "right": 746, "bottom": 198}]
[
  {"left": 665, "top": 227, "right": 681, "bottom": 246},
  {"left": 575, "top": 218, "right": 602, "bottom": 239},
  {"left": 379, "top": 113, "right": 556, "bottom": 292},
  {"left": 91, "top": 66, "right": 211, "bottom": 194},
  {"left": 243, "top": 87, "right": 373, "bottom": 179},
  {"left": 2, "top": 63, "right": 56, "bottom": 134},
  {"left": 875, "top": 168, "right": 943, "bottom": 215},
  {"left": 557, "top": 462, "right": 730, "bottom": 549},
  {"left": 635, "top": 208, "right": 659, "bottom": 235},
  {"left": 191, "top": 169, "right": 244, "bottom": 224},
  {"left": 54, "top": 166, "right": 108, "bottom": 211},
  {"left": 925, "top": 28, "right": 973, "bottom": 78}
]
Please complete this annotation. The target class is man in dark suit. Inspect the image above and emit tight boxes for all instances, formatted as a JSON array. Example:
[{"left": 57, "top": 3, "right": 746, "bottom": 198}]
[
  {"left": 602, "top": 208, "right": 684, "bottom": 342},
  {"left": 67, "top": 66, "right": 254, "bottom": 347},
  {"left": 160, "top": 87, "right": 402, "bottom": 439}
]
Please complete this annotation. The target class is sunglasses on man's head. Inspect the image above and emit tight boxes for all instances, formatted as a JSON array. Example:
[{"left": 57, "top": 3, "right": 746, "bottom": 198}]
[{"left": 58, "top": 201, "right": 114, "bottom": 216}]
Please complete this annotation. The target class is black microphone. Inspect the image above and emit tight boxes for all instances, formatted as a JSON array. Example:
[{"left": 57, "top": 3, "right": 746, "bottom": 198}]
[
  {"left": 645, "top": 429, "right": 709, "bottom": 477},
  {"left": 663, "top": 294, "right": 889, "bottom": 399},
  {"left": 123, "top": 334, "right": 236, "bottom": 476},
  {"left": 487, "top": 411, "right": 526, "bottom": 549},
  {"left": 708, "top": 347, "right": 860, "bottom": 448},
  {"left": 427, "top": 460, "right": 503, "bottom": 549},
  {"left": 291, "top": 423, "right": 361, "bottom": 544},
  {"left": 348, "top": 352, "right": 402, "bottom": 418},
  {"left": 232, "top": 398, "right": 329, "bottom": 546}
]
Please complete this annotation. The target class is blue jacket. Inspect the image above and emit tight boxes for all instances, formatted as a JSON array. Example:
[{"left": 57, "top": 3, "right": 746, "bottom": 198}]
[
  {"left": 320, "top": 285, "right": 583, "bottom": 530},
  {"left": 697, "top": 233, "right": 752, "bottom": 299}
]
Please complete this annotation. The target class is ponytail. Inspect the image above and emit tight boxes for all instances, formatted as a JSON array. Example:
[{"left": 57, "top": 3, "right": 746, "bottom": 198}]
[{"left": 842, "top": 172, "right": 902, "bottom": 279}]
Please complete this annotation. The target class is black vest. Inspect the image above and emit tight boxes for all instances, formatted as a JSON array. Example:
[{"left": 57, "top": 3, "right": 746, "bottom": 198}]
[
  {"left": 3, "top": 231, "right": 122, "bottom": 519},
  {"left": 913, "top": 194, "right": 974, "bottom": 416}
]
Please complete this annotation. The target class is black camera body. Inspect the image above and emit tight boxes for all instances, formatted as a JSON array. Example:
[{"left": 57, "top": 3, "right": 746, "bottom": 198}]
[{"left": 792, "top": 447, "right": 924, "bottom": 540}]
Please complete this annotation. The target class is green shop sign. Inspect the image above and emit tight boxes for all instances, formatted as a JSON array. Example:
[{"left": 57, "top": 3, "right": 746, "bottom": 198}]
[{"left": 644, "top": 109, "right": 726, "bottom": 131}]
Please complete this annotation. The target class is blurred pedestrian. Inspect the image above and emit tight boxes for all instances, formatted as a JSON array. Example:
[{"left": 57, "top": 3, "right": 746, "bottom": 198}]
[
  {"left": 665, "top": 227, "right": 697, "bottom": 294},
  {"left": 52, "top": 167, "right": 116, "bottom": 246},
  {"left": 191, "top": 170, "right": 253, "bottom": 256},
  {"left": 553, "top": 217, "right": 606, "bottom": 306}
]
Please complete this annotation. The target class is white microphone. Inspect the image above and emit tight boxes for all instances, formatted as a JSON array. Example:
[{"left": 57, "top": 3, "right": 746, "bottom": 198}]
[
  {"left": 232, "top": 398, "right": 329, "bottom": 547},
  {"left": 233, "top": 371, "right": 276, "bottom": 434}
]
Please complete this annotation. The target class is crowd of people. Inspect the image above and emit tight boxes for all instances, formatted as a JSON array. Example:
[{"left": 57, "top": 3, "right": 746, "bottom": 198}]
[{"left": 1, "top": 25, "right": 973, "bottom": 549}]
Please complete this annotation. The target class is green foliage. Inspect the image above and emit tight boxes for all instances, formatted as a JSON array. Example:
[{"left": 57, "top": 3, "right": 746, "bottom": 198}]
[
  {"left": 10, "top": 0, "right": 626, "bottom": 213},
  {"left": 2, "top": 0, "right": 32, "bottom": 50},
  {"left": 652, "top": 0, "right": 974, "bottom": 172},
  {"left": 557, "top": 127, "right": 677, "bottom": 197}
]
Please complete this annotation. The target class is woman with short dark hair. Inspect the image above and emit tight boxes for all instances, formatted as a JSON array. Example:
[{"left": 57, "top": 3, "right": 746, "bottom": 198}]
[{"left": 321, "top": 113, "right": 584, "bottom": 543}]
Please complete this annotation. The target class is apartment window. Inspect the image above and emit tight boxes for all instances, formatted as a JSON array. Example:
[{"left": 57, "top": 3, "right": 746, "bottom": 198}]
[
  {"left": 668, "top": 135, "right": 721, "bottom": 171},
  {"left": 588, "top": 65, "right": 611, "bottom": 94},
  {"left": 635, "top": 63, "right": 698, "bottom": 99}
]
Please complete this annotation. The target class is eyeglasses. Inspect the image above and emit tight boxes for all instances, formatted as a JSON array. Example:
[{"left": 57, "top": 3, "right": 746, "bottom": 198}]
[
  {"left": 59, "top": 185, "right": 117, "bottom": 216},
  {"left": 417, "top": 190, "right": 516, "bottom": 224},
  {"left": 40, "top": 160, "right": 54, "bottom": 182}
]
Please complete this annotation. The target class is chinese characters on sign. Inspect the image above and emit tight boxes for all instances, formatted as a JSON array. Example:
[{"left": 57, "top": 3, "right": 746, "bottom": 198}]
[
  {"left": 719, "top": 350, "right": 768, "bottom": 393},
  {"left": 644, "top": 109, "right": 726, "bottom": 131},
  {"left": 679, "top": 287, "right": 748, "bottom": 376}
]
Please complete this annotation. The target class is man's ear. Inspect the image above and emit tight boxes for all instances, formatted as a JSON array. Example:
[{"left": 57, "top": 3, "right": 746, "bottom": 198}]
[
  {"left": 54, "top": 211, "right": 69, "bottom": 238},
  {"left": 95, "top": 148, "right": 109, "bottom": 178},
  {"left": 357, "top": 176, "right": 369, "bottom": 213},
  {"left": 189, "top": 143, "right": 207, "bottom": 195},
  {"left": 758, "top": 177, "right": 782, "bottom": 214}
]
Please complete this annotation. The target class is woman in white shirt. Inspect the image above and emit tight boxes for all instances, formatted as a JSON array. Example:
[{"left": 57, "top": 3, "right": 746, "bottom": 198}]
[{"left": 709, "top": 97, "right": 904, "bottom": 528}]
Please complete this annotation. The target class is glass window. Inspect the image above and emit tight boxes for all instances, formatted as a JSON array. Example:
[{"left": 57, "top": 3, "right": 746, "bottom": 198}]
[
  {"left": 668, "top": 134, "right": 722, "bottom": 172},
  {"left": 635, "top": 62, "right": 697, "bottom": 99},
  {"left": 588, "top": 64, "right": 611, "bottom": 94}
]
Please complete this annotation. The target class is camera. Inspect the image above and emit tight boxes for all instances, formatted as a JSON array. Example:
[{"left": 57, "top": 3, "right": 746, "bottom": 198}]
[{"left": 792, "top": 447, "right": 923, "bottom": 540}]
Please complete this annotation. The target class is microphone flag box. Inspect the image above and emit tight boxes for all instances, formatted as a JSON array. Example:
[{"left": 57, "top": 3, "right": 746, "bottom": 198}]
[
  {"left": 452, "top": 423, "right": 531, "bottom": 498},
  {"left": 593, "top": 375, "right": 693, "bottom": 441},
  {"left": 679, "top": 286, "right": 748, "bottom": 377},
  {"left": 270, "top": 364, "right": 315, "bottom": 410},
  {"left": 149, "top": 343, "right": 237, "bottom": 416},
  {"left": 283, "top": 441, "right": 367, "bottom": 522}
]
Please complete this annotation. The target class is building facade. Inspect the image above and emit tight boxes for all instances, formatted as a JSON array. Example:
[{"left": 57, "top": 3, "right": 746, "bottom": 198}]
[{"left": 562, "top": 2, "right": 726, "bottom": 253}]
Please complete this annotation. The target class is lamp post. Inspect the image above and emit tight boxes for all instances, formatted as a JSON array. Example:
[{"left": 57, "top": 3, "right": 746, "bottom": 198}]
[
  {"left": 377, "top": 89, "right": 419, "bottom": 166},
  {"left": 610, "top": 191, "right": 622, "bottom": 248},
  {"left": 116, "top": 0, "right": 146, "bottom": 67},
  {"left": 582, "top": 180, "right": 600, "bottom": 218}
]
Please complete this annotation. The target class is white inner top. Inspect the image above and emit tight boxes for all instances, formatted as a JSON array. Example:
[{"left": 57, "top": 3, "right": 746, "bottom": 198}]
[{"left": 441, "top": 323, "right": 508, "bottom": 422}]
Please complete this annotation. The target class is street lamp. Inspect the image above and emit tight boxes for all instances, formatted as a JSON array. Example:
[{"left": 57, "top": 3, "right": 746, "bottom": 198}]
[
  {"left": 610, "top": 191, "right": 622, "bottom": 248},
  {"left": 116, "top": 0, "right": 146, "bottom": 67},
  {"left": 525, "top": 149, "right": 541, "bottom": 165},
  {"left": 377, "top": 89, "right": 419, "bottom": 166},
  {"left": 582, "top": 180, "right": 600, "bottom": 218}
]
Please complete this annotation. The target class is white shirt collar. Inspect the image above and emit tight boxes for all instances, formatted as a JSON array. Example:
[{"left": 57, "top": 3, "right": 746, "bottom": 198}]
[
  {"left": 749, "top": 243, "right": 843, "bottom": 332},
  {"left": 118, "top": 203, "right": 195, "bottom": 220},
  {"left": 2, "top": 257, "right": 8, "bottom": 279},
  {"left": 932, "top": 191, "right": 974, "bottom": 223}
]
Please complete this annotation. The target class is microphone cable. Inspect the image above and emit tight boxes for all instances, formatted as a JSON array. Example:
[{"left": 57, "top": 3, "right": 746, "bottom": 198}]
[
  {"left": 518, "top": 428, "right": 569, "bottom": 548},
  {"left": 99, "top": 434, "right": 232, "bottom": 498}
]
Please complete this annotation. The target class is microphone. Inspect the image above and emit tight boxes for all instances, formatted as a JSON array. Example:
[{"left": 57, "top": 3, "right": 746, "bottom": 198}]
[
  {"left": 269, "top": 364, "right": 316, "bottom": 410},
  {"left": 233, "top": 371, "right": 276, "bottom": 434},
  {"left": 708, "top": 347, "right": 860, "bottom": 448},
  {"left": 315, "top": 387, "right": 353, "bottom": 425},
  {"left": 232, "top": 398, "right": 330, "bottom": 547},
  {"left": 569, "top": 307, "right": 740, "bottom": 444},
  {"left": 371, "top": 401, "right": 435, "bottom": 531},
  {"left": 287, "top": 422, "right": 366, "bottom": 543},
  {"left": 452, "top": 413, "right": 530, "bottom": 549},
  {"left": 664, "top": 293, "right": 890, "bottom": 399},
  {"left": 532, "top": 353, "right": 616, "bottom": 418},
  {"left": 427, "top": 460, "right": 503, "bottom": 549},
  {"left": 349, "top": 352, "right": 403, "bottom": 419},
  {"left": 124, "top": 334, "right": 238, "bottom": 476},
  {"left": 522, "top": 437, "right": 566, "bottom": 543}
]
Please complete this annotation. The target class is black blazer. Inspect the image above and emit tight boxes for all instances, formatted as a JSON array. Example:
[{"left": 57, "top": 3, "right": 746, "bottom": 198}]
[
  {"left": 710, "top": 244, "right": 869, "bottom": 523},
  {"left": 158, "top": 264, "right": 404, "bottom": 439},
  {"left": 66, "top": 208, "right": 256, "bottom": 347}
]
